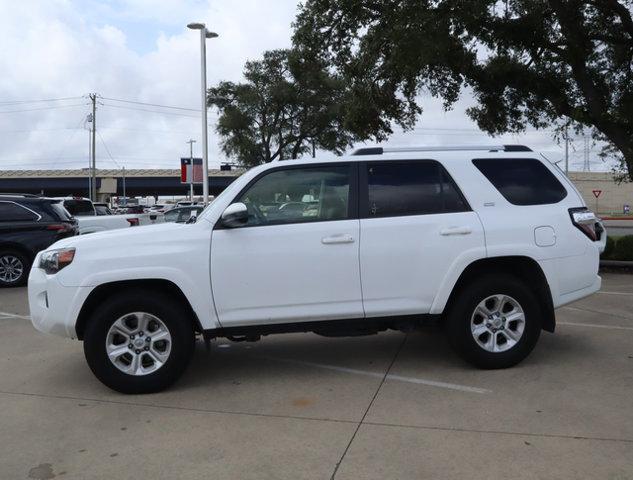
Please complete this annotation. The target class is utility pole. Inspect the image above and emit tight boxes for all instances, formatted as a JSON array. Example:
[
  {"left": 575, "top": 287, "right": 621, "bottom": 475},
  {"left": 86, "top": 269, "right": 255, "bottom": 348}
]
[
  {"left": 122, "top": 166, "right": 126, "bottom": 205},
  {"left": 89, "top": 93, "right": 97, "bottom": 202},
  {"left": 187, "top": 139, "right": 196, "bottom": 201},
  {"left": 564, "top": 124, "right": 569, "bottom": 175}
]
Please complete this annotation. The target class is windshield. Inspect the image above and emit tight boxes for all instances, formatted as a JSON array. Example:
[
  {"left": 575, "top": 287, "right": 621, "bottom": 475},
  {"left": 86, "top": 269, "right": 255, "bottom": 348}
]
[{"left": 64, "top": 199, "right": 95, "bottom": 216}]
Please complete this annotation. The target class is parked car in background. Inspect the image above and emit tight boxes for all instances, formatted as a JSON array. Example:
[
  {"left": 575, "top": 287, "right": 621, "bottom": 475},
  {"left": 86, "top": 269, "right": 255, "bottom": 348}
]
[
  {"left": 28, "top": 145, "right": 605, "bottom": 393},
  {"left": 93, "top": 202, "right": 112, "bottom": 216},
  {"left": 54, "top": 197, "right": 163, "bottom": 234},
  {"left": 0, "top": 194, "right": 78, "bottom": 286},
  {"left": 163, "top": 205, "right": 205, "bottom": 223}
]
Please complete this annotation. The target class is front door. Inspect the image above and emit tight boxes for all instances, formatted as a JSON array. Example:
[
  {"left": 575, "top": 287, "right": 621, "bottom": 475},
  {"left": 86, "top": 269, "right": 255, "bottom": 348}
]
[{"left": 210, "top": 163, "right": 363, "bottom": 326}]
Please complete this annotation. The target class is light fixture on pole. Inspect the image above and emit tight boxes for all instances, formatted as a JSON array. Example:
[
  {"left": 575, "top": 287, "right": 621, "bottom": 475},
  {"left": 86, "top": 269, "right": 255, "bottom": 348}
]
[{"left": 187, "top": 22, "right": 218, "bottom": 205}]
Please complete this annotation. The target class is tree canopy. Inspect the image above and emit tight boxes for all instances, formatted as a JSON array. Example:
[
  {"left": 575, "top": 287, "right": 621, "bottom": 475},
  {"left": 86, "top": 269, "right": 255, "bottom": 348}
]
[
  {"left": 208, "top": 49, "right": 361, "bottom": 166},
  {"left": 293, "top": 0, "right": 633, "bottom": 180}
]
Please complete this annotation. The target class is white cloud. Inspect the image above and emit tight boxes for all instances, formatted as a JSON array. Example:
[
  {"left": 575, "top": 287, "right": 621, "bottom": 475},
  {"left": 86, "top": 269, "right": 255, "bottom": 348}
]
[{"left": 0, "top": 0, "right": 607, "bottom": 173}]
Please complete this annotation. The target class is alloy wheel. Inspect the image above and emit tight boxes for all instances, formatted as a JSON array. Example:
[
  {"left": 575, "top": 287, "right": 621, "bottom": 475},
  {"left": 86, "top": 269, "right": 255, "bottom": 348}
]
[
  {"left": 470, "top": 294, "right": 526, "bottom": 353},
  {"left": 105, "top": 312, "right": 172, "bottom": 376},
  {"left": 0, "top": 255, "right": 24, "bottom": 283}
]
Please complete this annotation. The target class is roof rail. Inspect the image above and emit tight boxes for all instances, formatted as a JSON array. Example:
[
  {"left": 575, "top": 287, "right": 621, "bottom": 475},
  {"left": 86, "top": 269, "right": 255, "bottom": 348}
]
[
  {"left": 351, "top": 145, "right": 532, "bottom": 155},
  {"left": 0, "top": 193, "right": 40, "bottom": 197}
]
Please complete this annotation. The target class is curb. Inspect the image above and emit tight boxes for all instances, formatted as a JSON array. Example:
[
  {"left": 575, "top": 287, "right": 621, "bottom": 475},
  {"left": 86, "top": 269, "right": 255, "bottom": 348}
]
[{"left": 600, "top": 259, "right": 633, "bottom": 268}]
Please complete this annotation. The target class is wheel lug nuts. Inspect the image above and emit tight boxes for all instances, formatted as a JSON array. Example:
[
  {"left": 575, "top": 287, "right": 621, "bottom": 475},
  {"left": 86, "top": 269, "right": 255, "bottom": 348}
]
[
  {"left": 128, "top": 343, "right": 133, "bottom": 349},
  {"left": 145, "top": 337, "right": 151, "bottom": 342},
  {"left": 139, "top": 331, "right": 144, "bottom": 337},
  {"left": 130, "top": 335, "right": 135, "bottom": 340},
  {"left": 144, "top": 346, "right": 149, "bottom": 351},
  {"left": 135, "top": 349, "right": 141, "bottom": 354}
]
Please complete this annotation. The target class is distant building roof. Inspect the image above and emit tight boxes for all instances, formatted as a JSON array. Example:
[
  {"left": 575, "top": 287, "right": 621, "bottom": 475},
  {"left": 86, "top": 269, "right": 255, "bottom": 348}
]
[{"left": 0, "top": 168, "right": 242, "bottom": 178}]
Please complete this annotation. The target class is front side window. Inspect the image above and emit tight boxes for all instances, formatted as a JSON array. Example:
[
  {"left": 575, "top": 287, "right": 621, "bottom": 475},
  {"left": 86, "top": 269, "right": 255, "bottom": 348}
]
[
  {"left": 366, "top": 161, "right": 469, "bottom": 217},
  {"left": 0, "top": 202, "right": 39, "bottom": 222},
  {"left": 235, "top": 165, "right": 351, "bottom": 227},
  {"left": 472, "top": 158, "right": 567, "bottom": 205}
]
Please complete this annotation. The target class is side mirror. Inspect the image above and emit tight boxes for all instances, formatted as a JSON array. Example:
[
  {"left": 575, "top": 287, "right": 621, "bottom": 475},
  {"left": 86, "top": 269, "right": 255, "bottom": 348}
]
[
  {"left": 221, "top": 202, "right": 248, "bottom": 228},
  {"left": 185, "top": 210, "right": 198, "bottom": 224}
]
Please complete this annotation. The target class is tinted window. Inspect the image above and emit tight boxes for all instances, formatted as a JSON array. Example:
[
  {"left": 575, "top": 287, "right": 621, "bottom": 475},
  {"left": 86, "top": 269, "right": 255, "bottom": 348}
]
[
  {"left": 236, "top": 166, "right": 350, "bottom": 226},
  {"left": 366, "top": 161, "right": 468, "bottom": 217},
  {"left": 473, "top": 158, "right": 567, "bottom": 205},
  {"left": 63, "top": 200, "right": 95, "bottom": 216},
  {"left": 0, "top": 201, "right": 39, "bottom": 222},
  {"left": 49, "top": 201, "right": 73, "bottom": 221}
]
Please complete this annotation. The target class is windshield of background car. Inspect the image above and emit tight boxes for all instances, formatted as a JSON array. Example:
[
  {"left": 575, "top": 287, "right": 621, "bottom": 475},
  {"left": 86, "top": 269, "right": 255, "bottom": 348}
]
[{"left": 63, "top": 200, "right": 95, "bottom": 216}]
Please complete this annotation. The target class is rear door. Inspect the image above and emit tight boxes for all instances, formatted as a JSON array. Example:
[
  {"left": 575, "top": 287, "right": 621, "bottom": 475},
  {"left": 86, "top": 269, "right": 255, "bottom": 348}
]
[
  {"left": 359, "top": 160, "right": 485, "bottom": 317},
  {"left": 211, "top": 163, "right": 363, "bottom": 326}
]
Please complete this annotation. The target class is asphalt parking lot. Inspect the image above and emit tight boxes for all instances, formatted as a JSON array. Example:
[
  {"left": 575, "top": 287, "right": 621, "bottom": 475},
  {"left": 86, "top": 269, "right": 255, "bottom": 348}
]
[{"left": 1, "top": 274, "right": 633, "bottom": 480}]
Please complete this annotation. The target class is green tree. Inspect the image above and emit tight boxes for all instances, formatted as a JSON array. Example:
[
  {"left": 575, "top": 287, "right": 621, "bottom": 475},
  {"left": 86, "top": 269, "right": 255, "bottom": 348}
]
[
  {"left": 294, "top": 0, "right": 633, "bottom": 180},
  {"left": 208, "top": 49, "right": 359, "bottom": 166}
]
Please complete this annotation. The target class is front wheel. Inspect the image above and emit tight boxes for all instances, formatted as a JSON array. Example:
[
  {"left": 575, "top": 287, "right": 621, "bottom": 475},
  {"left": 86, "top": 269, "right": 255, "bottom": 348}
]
[
  {"left": 446, "top": 275, "right": 542, "bottom": 369},
  {"left": 0, "top": 250, "right": 30, "bottom": 287},
  {"left": 83, "top": 291, "right": 195, "bottom": 394}
]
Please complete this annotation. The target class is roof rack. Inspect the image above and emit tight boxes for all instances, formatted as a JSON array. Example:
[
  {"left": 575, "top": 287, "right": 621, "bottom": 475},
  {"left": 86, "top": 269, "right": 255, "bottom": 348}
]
[
  {"left": 0, "top": 193, "right": 40, "bottom": 197},
  {"left": 351, "top": 145, "right": 532, "bottom": 155}
]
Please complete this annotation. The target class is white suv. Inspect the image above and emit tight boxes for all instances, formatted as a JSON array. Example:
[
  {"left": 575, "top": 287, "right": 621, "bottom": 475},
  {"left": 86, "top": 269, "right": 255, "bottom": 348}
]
[{"left": 28, "top": 145, "right": 606, "bottom": 393}]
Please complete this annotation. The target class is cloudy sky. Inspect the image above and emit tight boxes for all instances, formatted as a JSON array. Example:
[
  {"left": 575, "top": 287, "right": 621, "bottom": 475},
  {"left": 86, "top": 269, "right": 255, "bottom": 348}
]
[{"left": 0, "top": 0, "right": 604, "bottom": 172}]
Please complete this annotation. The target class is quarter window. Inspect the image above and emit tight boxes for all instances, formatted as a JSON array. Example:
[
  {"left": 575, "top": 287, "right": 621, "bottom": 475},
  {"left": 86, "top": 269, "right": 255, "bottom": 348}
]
[
  {"left": 472, "top": 158, "right": 567, "bottom": 205},
  {"left": 236, "top": 166, "right": 351, "bottom": 226},
  {"left": 366, "top": 161, "right": 469, "bottom": 217},
  {"left": 0, "top": 202, "right": 39, "bottom": 222}
]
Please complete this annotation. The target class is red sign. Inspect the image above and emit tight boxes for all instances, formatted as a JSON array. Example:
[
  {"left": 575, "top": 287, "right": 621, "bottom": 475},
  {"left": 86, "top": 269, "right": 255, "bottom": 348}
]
[
  {"left": 592, "top": 189, "right": 602, "bottom": 198},
  {"left": 181, "top": 158, "right": 203, "bottom": 184}
]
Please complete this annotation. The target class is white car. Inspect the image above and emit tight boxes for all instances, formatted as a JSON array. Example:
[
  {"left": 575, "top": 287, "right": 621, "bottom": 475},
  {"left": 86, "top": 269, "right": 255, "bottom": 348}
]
[
  {"left": 54, "top": 197, "right": 163, "bottom": 234},
  {"left": 28, "top": 145, "right": 606, "bottom": 393}
]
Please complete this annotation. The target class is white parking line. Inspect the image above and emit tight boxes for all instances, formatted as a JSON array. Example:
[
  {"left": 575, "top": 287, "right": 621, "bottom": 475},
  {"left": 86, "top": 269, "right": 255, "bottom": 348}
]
[
  {"left": 255, "top": 356, "right": 490, "bottom": 394},
  {"left": 0, "top": 311, "right": 30, "bottom": 320},
  {"left": 597, "top": 291, "right": 633, "bottom": 296},
  {"left": 558, "top": 321, "right": 633, "bottom": 332}
]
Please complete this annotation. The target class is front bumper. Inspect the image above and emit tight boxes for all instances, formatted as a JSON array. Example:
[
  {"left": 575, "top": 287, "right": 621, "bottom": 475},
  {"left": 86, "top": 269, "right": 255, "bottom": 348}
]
[{"left": 28, "top": 264, "right": 91, "bottom": 339}]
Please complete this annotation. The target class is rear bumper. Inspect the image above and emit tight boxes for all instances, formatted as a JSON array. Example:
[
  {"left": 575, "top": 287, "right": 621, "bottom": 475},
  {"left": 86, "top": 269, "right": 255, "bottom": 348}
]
[
  {"left": 28, "top": 262, "right": 90, "bottom": 339},
  {"left": 555, "top": 275, "right": 601, "bottom": 308}
]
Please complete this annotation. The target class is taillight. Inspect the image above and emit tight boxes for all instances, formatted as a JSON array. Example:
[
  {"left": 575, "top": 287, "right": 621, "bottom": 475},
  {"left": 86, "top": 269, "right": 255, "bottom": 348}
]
[
  {"left": 46, "top": 223, "right": 71, "bottom": 232},
  {"left": 127, "top": 218, "right": 139, "bottom": 226},
  {"left": 569, "top": 208, "right": 599, "bottom": 241}
]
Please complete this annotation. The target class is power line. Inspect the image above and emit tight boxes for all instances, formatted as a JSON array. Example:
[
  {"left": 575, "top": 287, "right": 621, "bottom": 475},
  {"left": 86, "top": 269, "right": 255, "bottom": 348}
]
[
  {"left": 0, "top": 103, "right": 88, "bottom": 114},
  {"left": 97, "top": 131, "right": 122, "bottom": 168},
  {"left": 99, "top": 96, "right": 200, "bottom": 112},
  {"left": 99, "top": 102, "right": 199, "bottom": 118},
  {"left": 0, "top": 96, "right": 84, "bottom": 105}
]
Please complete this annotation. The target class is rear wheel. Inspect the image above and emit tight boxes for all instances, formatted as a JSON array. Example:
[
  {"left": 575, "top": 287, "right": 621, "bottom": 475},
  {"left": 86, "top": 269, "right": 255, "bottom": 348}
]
[
  {"left": 446, "top": 275, "right": 541, "bottom": 369},
  {"left": 83, "top": 291, "right": 195, "bottom": 394},
  {"left": 0, "top": 250, "right": 30, "bottom": 287}
]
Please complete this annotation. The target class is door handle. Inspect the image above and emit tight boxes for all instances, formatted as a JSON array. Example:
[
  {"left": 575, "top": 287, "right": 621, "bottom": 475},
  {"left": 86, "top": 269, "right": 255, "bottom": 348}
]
[
  {"left": 440, "top": 226, "right": 472, "bottom": 236},
  {"left": 321, "top": 234, "right": 355, "bottom": 244}
]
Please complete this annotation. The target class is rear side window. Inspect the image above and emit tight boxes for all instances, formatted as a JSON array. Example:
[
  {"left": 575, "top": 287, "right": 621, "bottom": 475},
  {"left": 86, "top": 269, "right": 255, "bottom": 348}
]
[
  {"left": 48, "top": 201, "right": 73, "bottom": 221},
  {"left": 472, "top": 158, "right": 567, "bottom": 205},
  {"left": 0, "top": 201, "right": 39, "bottom": 222},
  {"left": 63, "top": 200, "right": 95, "bottom": 216},
  {"left": 365, "top": 161, "right": 469, "bottom": 217}
]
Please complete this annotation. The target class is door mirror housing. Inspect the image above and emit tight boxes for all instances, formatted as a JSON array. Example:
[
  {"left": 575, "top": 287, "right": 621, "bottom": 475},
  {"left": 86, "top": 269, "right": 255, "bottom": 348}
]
[{"left": 221, "top": 202, "right": 248, "bottom": 228}]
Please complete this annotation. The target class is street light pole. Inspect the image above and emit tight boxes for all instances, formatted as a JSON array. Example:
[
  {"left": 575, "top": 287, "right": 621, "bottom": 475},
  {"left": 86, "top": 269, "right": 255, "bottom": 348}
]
[
  {"left": 186, "top": 139, "right": 196, "bottom": 201},
  {"left": 187, "top": 22, "right": 218, "bottom": 205}
]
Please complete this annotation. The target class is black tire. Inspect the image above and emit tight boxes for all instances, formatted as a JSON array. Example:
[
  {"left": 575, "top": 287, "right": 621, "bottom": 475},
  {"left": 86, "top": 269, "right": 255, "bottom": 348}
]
[
  {"left": 445, "top": 274, "right": 542, "bottom": 369},
  {"left": 83, "top": 290, "right": 195, "bottom": 394},
  {"left": 0, "top": 249, "right": 31, "bottom": 287}
]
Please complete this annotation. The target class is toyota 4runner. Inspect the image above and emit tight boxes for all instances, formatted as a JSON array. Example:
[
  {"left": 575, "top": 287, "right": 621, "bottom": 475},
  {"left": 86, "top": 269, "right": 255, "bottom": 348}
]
[{"left": 28, "top": 145, "right": 606, "bottom": 393}]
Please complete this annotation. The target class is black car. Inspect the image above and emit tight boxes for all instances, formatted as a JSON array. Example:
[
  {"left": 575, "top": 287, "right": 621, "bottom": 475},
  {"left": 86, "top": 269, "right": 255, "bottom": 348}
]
[{"left": 0, "top": 194, "right": 78, "bottom": 287}]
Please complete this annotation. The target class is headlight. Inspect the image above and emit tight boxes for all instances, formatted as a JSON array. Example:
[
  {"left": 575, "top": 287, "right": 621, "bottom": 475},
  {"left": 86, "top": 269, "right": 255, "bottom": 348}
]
[{"left": 39, "top": 248, "right": 75, "bottom": 274}]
